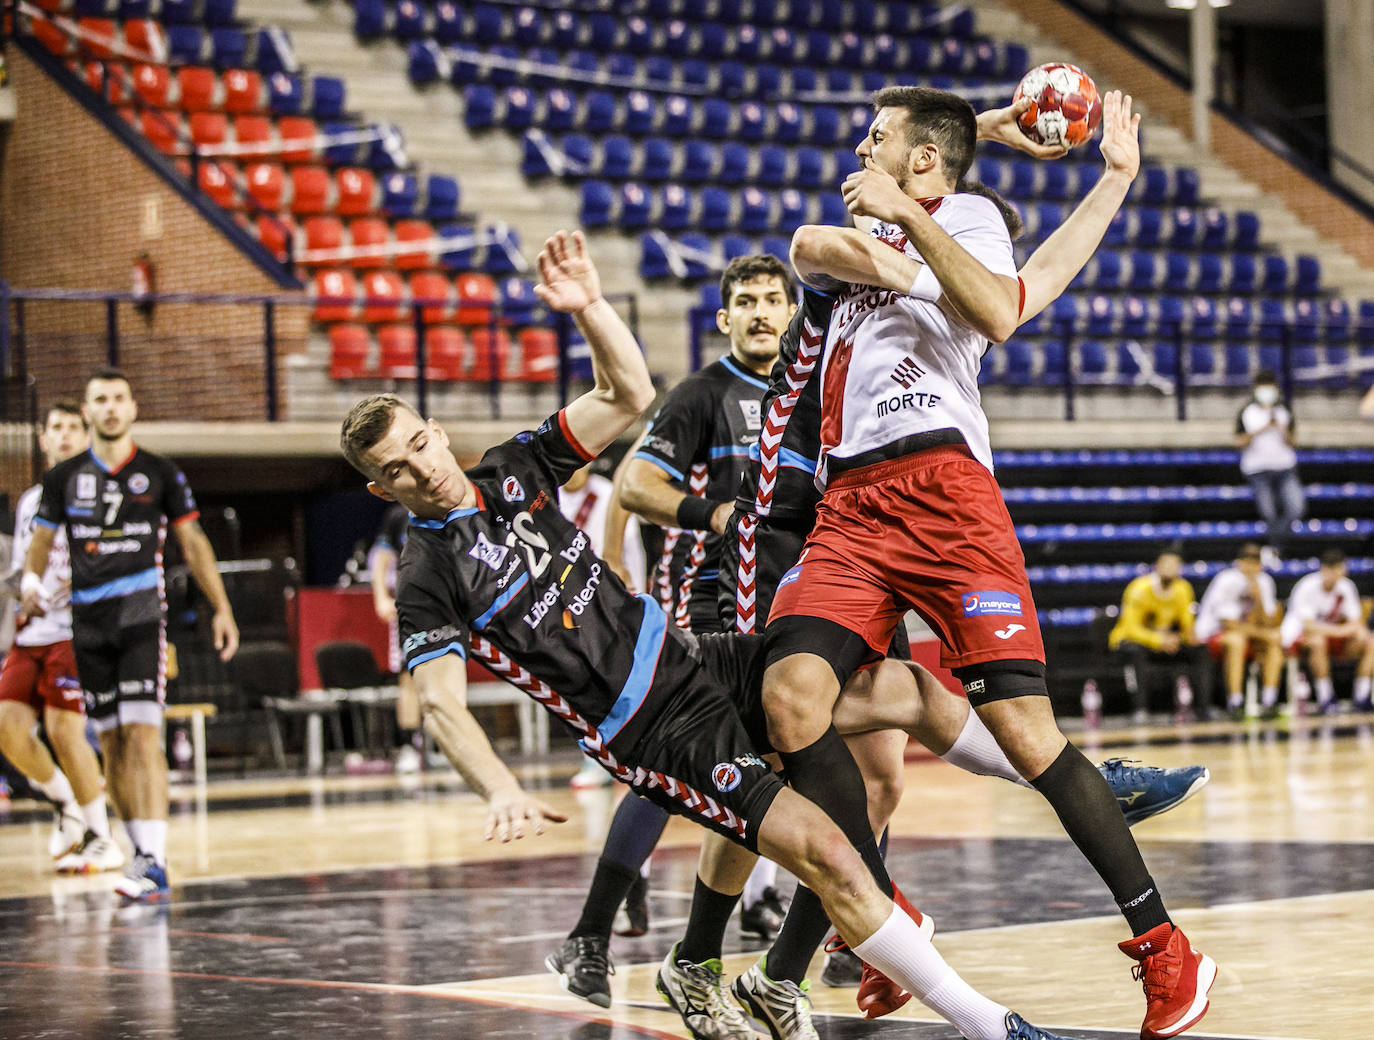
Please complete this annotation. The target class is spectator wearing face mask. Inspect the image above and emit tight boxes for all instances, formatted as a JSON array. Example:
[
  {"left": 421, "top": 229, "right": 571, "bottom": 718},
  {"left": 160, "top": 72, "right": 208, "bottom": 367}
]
[{"left": 1235, "top": 370, "right": 1304, "bottom": 566}]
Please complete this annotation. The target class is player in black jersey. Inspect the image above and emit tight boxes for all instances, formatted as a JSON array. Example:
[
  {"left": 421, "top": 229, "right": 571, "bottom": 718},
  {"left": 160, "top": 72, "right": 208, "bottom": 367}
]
[
  {"left": 369, "top": 502, "right": 424, "bottom": 772},
  {"left": 22, "top": 368, "right": 240, "bottom": 902},
  {"left": 340, "top": 231, "right": 1077, "bottom": 1040}
]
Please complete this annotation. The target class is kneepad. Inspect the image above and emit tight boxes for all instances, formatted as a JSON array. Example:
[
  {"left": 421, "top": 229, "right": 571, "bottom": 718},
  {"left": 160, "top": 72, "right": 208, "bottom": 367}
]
[{"left": 952, "top": 659, "right": 1048, "bottom": 706}]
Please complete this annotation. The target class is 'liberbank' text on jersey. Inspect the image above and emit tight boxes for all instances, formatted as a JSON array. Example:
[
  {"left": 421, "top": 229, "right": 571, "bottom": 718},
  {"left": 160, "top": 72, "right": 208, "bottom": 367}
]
[
  {"left": 816, "top": 194, "right": 1017, "bottom": 487},
  {"left": 396, "top": 410, "right": 700, "bottom": 752},
  {"left": 35, "top": 447, "right": 198, "bottom": 628},
  {"left": 634, "top": 355, "right": 766, "bottom": 627}
]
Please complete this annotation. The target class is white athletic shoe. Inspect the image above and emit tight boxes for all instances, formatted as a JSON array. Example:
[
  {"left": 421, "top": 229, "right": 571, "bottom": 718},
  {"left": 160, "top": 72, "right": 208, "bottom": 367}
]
[
  {"left": 394, "top": 744, "right": 423, "bottom": 775},
  {"left": 56, "top": 831, "right": 125, "bottom": 875},
  {"left": 731, "top": 958, "right": 819, "bottom": 1040},
  {"left": 655, "top": 942, "right": 754, "bottom": 1040},
  {"left": 49, "top": 804, "right": 85, "bottom": 860}
]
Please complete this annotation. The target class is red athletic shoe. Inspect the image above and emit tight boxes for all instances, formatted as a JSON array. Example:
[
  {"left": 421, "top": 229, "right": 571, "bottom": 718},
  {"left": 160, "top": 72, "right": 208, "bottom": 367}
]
[
  {"left": 856, "top": 883, "right": 935, "bottom": 1020},
  {"left": 1118, "top": 923, "right": 1216, "bottom": 1039}
]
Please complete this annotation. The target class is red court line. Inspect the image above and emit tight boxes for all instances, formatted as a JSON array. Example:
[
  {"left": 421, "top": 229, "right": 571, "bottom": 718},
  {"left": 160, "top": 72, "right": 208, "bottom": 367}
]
[
  {"left": 0, "top": 960, "right": 685, "bottom": 1039},
  {"left": 109, "top": 927, "right": 289, "bottom": 943}
]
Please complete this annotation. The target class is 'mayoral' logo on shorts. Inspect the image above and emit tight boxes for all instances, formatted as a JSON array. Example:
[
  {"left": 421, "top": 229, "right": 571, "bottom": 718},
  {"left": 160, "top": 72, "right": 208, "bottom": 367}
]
[
  {"left": 711, "top": 762, "right": 742, "bottom": 793},
  {"left": 777, "top": 565, "right": 803, "bottom": 589},
  {"left": 962, "top": 591, "right": 1023, "bottom": 617}
]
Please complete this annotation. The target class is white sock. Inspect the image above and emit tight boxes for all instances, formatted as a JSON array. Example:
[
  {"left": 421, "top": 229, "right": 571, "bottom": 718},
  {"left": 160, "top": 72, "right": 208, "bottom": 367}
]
[
  {"left": 1314, "top": 677, "right": 1335, "bottom": 704},
  {"left": 853, "top": 907, "right": 1009, "bottom": 1040},
  {"left": 940, "top": 710, "right": 1031, "bottom": 789},
  {"left": 1261, "top": 685, "right": 1279, "bottom": 707},
  {"left": 1355, "top": 677, "right": 1371, "bottom": 703},
  {"left": 741, "top": 859, "right": 778, "bottom": 909},
  {"left": 128, "top": 819, "right": 168, "bottom": 862},
  {"left": 81, "top": 794, "right": 111, "bottom": 839},
  {"left": 1227, "top": 692, "right": 1244, "bottom": 709},
  {"left": 640, "top": 858, "right": 650, "bottom": 879},
  {"left": 35, "top": 768, "right": 76, "bottom": 808}
]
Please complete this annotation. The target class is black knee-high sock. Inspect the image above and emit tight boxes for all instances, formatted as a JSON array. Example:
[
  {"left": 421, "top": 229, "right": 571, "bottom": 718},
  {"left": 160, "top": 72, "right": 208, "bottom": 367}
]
[
  {"left": 765, "top": 727, "right": 890, "bottom": 984},
  {"left": 678, "top": 877, "right": 742, "bottom": 965},
  {"left": 1031, "top": 742, "right": 1171, "bottom": 936},
  {"left": 570, "top": 857, "right": 641, "bottom": 939},
  {"left": 601, "top": 792, "right": 671, "bottom": 872}
]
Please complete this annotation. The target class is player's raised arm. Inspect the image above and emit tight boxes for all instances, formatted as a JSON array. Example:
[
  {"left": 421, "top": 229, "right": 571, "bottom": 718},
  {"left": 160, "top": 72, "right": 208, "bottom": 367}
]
[
  {"left": 788, "top": 225, "right": 931, "bottom": 298},
  {"left": 535, "top": 230, "right": 655, "bottom": 458},
  {"left": 411, "top": 652, "right": 567, "bottom": 841},
  {"left": 1017, "top": 91, "right": 1141, "bottom": 323},
  {"left": 975, "top": 97, "right": 1070, "bottom": 159}
]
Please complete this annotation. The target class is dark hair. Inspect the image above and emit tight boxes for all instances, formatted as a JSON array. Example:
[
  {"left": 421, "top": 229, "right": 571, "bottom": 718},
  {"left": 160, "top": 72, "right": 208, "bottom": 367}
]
[
  {"left": 1155, "top": 544, "right": 1183, "bottom": 563},
  {"left": 871, "top": 85, "right": 978, "bottom": 188},
  {"left": 45, "top": 401, "right": 84, "bottom": 426},
  {"left": 1254, "top": 369, "right": 1278, "bottom": 386},
  {"left": 86, "top": 367, "right": 133, "bottom": 394},
  {"left": 340, "top": 393, "right": 420, "bottom": 476},
  {"left": 1237, "top": 541, "right": 1264, "bottom": 561},
  {"left": 1320, "top": 548, "right": 1347, "bottom": 568},
  {"left": 719, "top": 254, "right": 795, "bottom": 309}
]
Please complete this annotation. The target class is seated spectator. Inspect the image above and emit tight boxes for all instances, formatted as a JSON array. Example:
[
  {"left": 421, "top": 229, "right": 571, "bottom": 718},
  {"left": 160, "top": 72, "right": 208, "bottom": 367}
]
[
  {"left": 1281, "top": 549, "right": 1370, "bottom": 714},
  {"left": 1108, "top": 546, "right": 1212, "bottom": 723},
  {"left": 1194, "top": 542, "right": 1284, "bottom": 718}
]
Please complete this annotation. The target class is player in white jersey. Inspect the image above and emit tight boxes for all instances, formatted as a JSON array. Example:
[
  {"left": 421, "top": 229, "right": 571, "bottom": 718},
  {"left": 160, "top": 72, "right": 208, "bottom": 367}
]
[
  {"left": 759, "top": 87, "right": 1214, "bottom": 1040},
  {"left": 0, "top": 403, "right": 121, "bottom": 873},
  {"left": 1280, "top": 549, "right": 1370, "bottom": 713},
  {"left": 1194, "top": 542, "right": 1284, "bottom": 717}
]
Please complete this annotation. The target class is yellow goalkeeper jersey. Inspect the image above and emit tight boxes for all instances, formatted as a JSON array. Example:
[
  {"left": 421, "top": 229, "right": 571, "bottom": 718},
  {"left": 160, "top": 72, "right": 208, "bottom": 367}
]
[{"left": 1108, "top": 573, "right": 1197, "bottom": 651}]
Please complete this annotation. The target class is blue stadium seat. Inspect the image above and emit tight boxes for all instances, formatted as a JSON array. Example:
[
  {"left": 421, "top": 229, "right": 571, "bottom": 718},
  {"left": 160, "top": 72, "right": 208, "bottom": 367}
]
[
  {"left": 836, "top": 31, "right": 864, "bottom": 67},
  {"left": 1189, "top": 296, "right": 1218, "bottom": 337},
  {"left": 641, "top": 236, "right": 671, "bottom": 282},
  {"left": 1258, "top": 299, "right": 1286, "bottom": 340},
  {"left": 717, "top": 60, "right": 746, "bottom": 96},
  {"left": 1292, "top": 298, "right": 1320, "bottom": 342},
  {"left": 698, "top": 98, "right": 732, "bottom": 139},
  {"left": 937, "top": 37, "right": 966, "bottom": 74},
  {"left": 1039, "top": 162, "right": 1070, "bottom": 201},
  {"left": 1295, "top": 255, "right": 1321, "bottom": 294},
  {"left": 678, "top": 140, "right": 715, "bottom": 183},
  {"left": 447, "top": 46, "right": 482, "bottom": 85},
  {"left": 1010, "top": 160, "right": 1036, "bottom": 199},
  {"left": 437, "top": 224, "right": 477, "bottom": 270},
  {"left": 353, "top": 0, "right": 386, "bottom": 35},
  {"left": 433, "top": 1, "right": 463, "bottom": 43},
  {"left": 1233, "top": 210, "right": 1260, "bottom": 250},
  {"left": 587, "top": 11, "right": 617, "bottom": 51},
  {"left": 599, "top": 135, "right": 634, "bottom": 180},
  {"left": 392, "top": 0, "right": 426, "bottom": 40},
  {"left": 1078, "top": 340, "right": 1108, "bottom": 379},
  {"left": 1153, "top": 343, "right": 1179, "bottom": 379},
  {"left": 580, "top": 180, "right": 614, "bottom": 228},
  {"left": 769, "top": 26, "right": 799, "bottom": 64},
  {"left": 619, "top": 182, "right": 651, "bottom": 228},
  {"left": 561, "top": 134, "right": 594, "bottom": 176},
  {"left": 623, "top": 16, "right": 653, "bottom": 54},
  {"left": 1200, "top": 208, "right": 1228, "bottom": 249},
  {"left": 679, "top": 234, "right": 715, "bottom": 280},
  {"left": 775, "top": 103, "right": 804, "bottom": 144},
  {"left": 209, "top": 27, "right": 247, "bottom": 68},
  {"left": 500, "top": 277, "right": 539, "bottom": 324},
  {"left": 639, "top": 137, "right": 674, "bottom": 181},
  {"left": 757, "top": 146, "right": 789, "bottom": 186},
  {"left": 1003, "top": 342, "right": 1033, "bottom": 386},
  {"left": 160, "top": 0, "right": 195, "bottom": 23},
  {"left": 700, "top": 188, "right": 733, "bottom": 232},
  {"left": 268, "top": 72, "right": 303, "bottom": 114},
  {"left": 543, "top": 89, "right": 576, "bottom": 133},
  {"left": 550, "top": 10, "right": 578, "bottom": 48},
  {"left": 586, "top": 91, "right": 621, "bottom": 135},
  {"left": 645, "top": 55, "right": 675, "bottom": 88},
  {"left": 1138, "top": 167, "right": 1170, "bottom": 204},
  {"left": 1041, "top": 341, "right": 1066, "bottom": 385},
  {"left": 1089, "top": 250, "right": 1122, "bottom": 290},
  {"left": 1227, "top": 254, "right": 1257, "bottom": 294},
  {"left": 1117, "top": 344, "right": 1142, "bottom": 382},
  {"left": 739, "top": 102, "right": 767, "bottom": 141},
  {"left": 1155, "top": 296, "right": 1185, "bottom": 334},
  {"left": 657, "top": 184, "right": 691, "bottom": 231},
  {"left": 1167, "top": 207, "right": 1196, "bottom": 248},
  {"left": 1128, "top": 252, "right": 1158, "bottom": 291},
  {"left": 1163, "top": 252, "right": 1191, "bottom": 292},
  {"left": 970, "top": 39, "right": 999, "bottom": 76},
  {"left": 1189, "top": 343, "right": 1217, "bottom": 379},
  {"left": 525, "top": 49, "right": 562, "bottom": 89},
  {"left": 423, "top": 175, "right": 459, "bottom": 220},
  {"left": 795, "top": 147, "right": 826, "bottom": 189},
  {"left": 753, "top": 62, "right": 782, "bottom": 95},
  {"left": 1225, "top": 345, "right": 1251, "bottom": 381},
  {"left": 1224, "top": 298, "right": 1253, "bottom": 341},
  {"left": 1324, "top": 298, "right": 1351, "bottom": 339},
  {"left": 976, "top": 158, "right": 1007, "bottom": 194},
  {"left": 718, "top": 235, "right": 752, "bottom": 265},
  {"left": 779, "top": 189, "right": 808, "bottom": 231},
  {"left": 819, "top": 193, "right": 849, "bottom": 227},
  {"left": 1085, "top": 295, "right": 1115, "bottom": 337},
  {"left": 511, "top": 6, "right": 543, "bottom": 46},
  {"left": 1258, "top": 345, "right": 1282, "bottom": 372},
  {"left": 1194, "top": 253, "right": 1222, "bottom": 294},
  {"left": 167, "top": 25, "right": 204, "bottom": 63},
  {"left": 563, "top": 50, "right": 602, "bottom": 82},
  {"left": 118, "top": 0, "right": 151, "bottom": 18},
  {"left": 499, "top": 86, "right": 535, "bottom": 130},
  {"left": 700, "top": 24, "right": 730, "bottom": 60},
  {"left": 1134, "top": 207, "right": 1162, "bottom": 247},
  {"left": 872, "top": 33, "right": 903, "bottom": 71},
  {"left": 381, "top": 172, "right": 418, "bottom": 217},
  {"left": 407, "top": 41, "right": 443, "bottom": 85},
  {"left": 823, "top": 67, "right": 852, "bottom": 95},
  {"left": 322, "top": 121, "right": 358, "bottom": 164},
  {"left": 681, "top": 59, "right": 711, "bottom": 89},
  {"left": 719, "top": 143, "right": 750, "bottom": 185},
  {"left": 255, "top": 28, "right": 295, "bottom": 76},
  {"left": 470, "top": 3, "right": 506, "bottom": 44},
  {"left": 740, "top": 187, "right": 773, "bottom": 233},
  {"left": 1121, "top": 296, "right": 1150, "bottom": 339},
  {"left": 1175, "top": 168, "right": 1200, "bottom": 205},
  {"left": 760, "top": 235, "right": 791, "bottom": 263},
  {"left": 1261, "top": 255, "right": 1289, "bottom": 293}
]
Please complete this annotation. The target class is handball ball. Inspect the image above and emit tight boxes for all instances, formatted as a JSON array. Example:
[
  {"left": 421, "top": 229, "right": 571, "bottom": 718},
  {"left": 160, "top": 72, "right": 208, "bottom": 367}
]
[{"left": 1013, "top": 62, "right": 1102, "bottom": 150}]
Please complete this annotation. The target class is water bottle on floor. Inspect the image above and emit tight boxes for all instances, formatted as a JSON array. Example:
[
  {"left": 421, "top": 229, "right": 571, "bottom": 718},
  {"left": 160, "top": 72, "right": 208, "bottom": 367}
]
[
  {"left": 1081, "top": 679, "right": 1102, "bottom": 730},
  {"left": 1174, "top": 675, "right": 1194, "bottom": 725}
]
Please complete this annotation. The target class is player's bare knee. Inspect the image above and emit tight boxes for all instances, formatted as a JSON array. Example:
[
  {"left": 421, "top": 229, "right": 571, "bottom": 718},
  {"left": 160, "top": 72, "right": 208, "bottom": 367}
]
[
  {"left": 864, "top": 767, "right": 905, "bottom": 827},
  {"left": 0, "top": 703, "right": 31, "bottom": 747}
]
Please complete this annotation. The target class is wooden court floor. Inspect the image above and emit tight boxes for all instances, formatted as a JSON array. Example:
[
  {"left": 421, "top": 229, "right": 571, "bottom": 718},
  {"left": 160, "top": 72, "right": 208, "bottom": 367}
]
[{"left": 1, "top": 715, "right": 1371, "bottom": 1039}]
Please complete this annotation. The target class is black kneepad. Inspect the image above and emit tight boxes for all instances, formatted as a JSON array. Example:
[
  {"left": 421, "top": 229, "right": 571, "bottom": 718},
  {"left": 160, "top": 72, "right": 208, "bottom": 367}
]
[{"left": 952, "top": 659, "right": 1048, "bottom": 706}]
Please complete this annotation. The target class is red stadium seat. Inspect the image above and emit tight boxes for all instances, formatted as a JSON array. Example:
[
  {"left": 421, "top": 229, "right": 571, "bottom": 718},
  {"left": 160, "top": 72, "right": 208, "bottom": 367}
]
[
  {"left": 232, "top": 115, "right": 274, "bottom": 158},
  {"left": 81, "top": 61, "right": 125, "bottom": 103},
  {"left": 255, "top": 213, "right": 294, "bottom": 261},
  {"left": 276, "top": 116, "right": 317, "bottom": 163},
  {"left": 329, "top": 323, "right": 372, "bottom": 379},
  {"left": 312, "top": 268, "right": 359, "bottom": 322},
  {"left": 454, "top": 272, "right": 496, "bottom": 326},
  {"left": 121, "top": 19, "right": 165, "bottom": 60},
  {"left": 131, "top": 64, "right": 175, "bottom": 107},
  {"left": 289, "top": 166, "right": 332, "bottom": 215},
  {"left": 76, "top": 17, "right": 117, "bottom": 59},
  {"left": 408, "top": 271, "right": 454, "bottom": 323},
  {"left": 243, "top": 161, "right": 286, "bottom": 210},
  {"left": 360, "top": 269, "right": 406, "bottom": 323},
  {"left": 393, "top": 219, "right": 434, "bottom": 270},
  {"left": 140, "top": 109, "right": 184, "bottom": 155},
  {"left": 377, "top": 324, "right": 419, "bottom": 379},
  {"left": 301, "top": 216, "right": 344, "bottom": 264},
  {"left": 221, "top": 68, "right": 263, "bottom": 114},
  {"left": 347, "top": 218, "right": 389, "bottom": 269},
  {"left": 517, "top": 327, "right": 557, "bottom": 382},
  {"left": 425, "top": 326, "right": 467, "bottom": 380},
  {"left": 197, "top": 160, "right": 238, "bottom": 208},
  {"left": 189, "top": 111, "right": 228, "bottom": 150},
  {"left": 176, "top": 66, "right": 220, "bottom": 111},
  {"left": 466, "top": 328, "right": 511, "bottom": 381},
  {"left": 334, "top": 167, "right": 377, "bottom": 216},
  {"left": 29, "top": 15, "right": 73, "bottom": 56}
]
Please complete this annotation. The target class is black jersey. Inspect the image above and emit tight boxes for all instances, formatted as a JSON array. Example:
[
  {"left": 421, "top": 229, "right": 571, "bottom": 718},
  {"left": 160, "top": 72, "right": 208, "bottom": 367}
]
[
  {"left": 36, "top": 446, "right": 198, "bottom": 627},
  {"left": 734, "top": 289, "right": 836, "bottom": 523},
  {"left": 634, "top": 355, "right": 767, "bottom": 629},
  {"left": 369, "top": 503, "right": 409, "bottom": 594},
  {"left": 396, "top": 409, "right": 702, "bottom": 752}
]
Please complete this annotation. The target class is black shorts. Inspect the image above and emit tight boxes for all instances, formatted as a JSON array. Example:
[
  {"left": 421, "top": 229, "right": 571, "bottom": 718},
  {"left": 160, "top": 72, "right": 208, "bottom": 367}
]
[
  {"left": 610, "top": 630, "right": 781, "bottom": 853},
  {"left": 72, "top": 621, "right": 167, "bottom": 725},
  {"left": 717, "top": 510, "right": 811, "bottom": 634}
]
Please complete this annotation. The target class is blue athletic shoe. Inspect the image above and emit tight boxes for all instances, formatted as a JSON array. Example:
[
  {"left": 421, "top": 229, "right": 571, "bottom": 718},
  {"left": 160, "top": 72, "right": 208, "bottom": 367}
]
[
  {"left": 113, "top": 852, "right": 170, "bottom": 902},
  {"left": 1099, "top": 758, "right": 1210, "bottom": 826},
  {"left": 1004, "top": 1011, "right": 1080, "bottom": 1039}
]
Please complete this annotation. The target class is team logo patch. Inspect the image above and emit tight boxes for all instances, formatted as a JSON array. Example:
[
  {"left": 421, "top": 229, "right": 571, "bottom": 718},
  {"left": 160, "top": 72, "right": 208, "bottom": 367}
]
[
  {"left": 739, "top": 399, "right": 762, "bottom": 431},
  {"left": 961, "top": 591, "right": 1023, "bottom": 617},
  {"left": 777, "top": 564, "right": 803, "bottom": 589},
  {"left": 76, "top": 473, "right": 97, "bottom": 502},
  {"left": 127, "top": 473, "right": 150, "bottom": 494},
  {"left": 467, "top": 532, "right": 509, "bottom": 571},
  {"left": 712, "top": 762, "right": 742, "bottom": 793},
  {"left": 502, "top": 476, "right": 525, "bottom": 503}
]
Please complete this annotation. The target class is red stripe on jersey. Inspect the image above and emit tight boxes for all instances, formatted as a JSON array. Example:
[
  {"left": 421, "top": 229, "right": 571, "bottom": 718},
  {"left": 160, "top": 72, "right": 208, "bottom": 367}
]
[
  {"left": 817, "top": 332, "right": 856, "bottom": 470},
  {"left": 557, "top": 408, "right": 595, "bottom": 462},
  {"left": 172, "top": 510, "right": 200, "bottom": 526},
  {"left": 1017, "top": 276, "right": 1026, "bottom": 319}
]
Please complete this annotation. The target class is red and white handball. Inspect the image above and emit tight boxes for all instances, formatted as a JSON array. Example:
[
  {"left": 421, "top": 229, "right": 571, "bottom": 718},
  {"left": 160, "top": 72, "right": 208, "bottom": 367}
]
[{"left": 1013, "top": 62, "right": 1102, "bottom": 150}]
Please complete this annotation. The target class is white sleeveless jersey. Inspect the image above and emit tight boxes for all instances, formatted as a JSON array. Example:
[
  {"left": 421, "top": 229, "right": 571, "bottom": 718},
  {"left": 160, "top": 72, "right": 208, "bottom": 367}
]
[
  {"left": 816, "top": 193, "right": 1017, "bottom": 488},
  {"left": 12, "top": 483, "right": 73, "bottom": 646}
]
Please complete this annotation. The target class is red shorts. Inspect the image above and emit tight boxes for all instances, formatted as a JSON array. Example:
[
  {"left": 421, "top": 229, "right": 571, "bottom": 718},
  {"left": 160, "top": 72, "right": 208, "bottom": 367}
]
[
  {"left": 0, "top": 641, "right": 85, "bottom": 714},
  {"left": 1285, "top": 635, "right": 1356, "bottom": 659},
  {"left": 769, "top": 446, "right": 1045, "bottom": 670}
]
